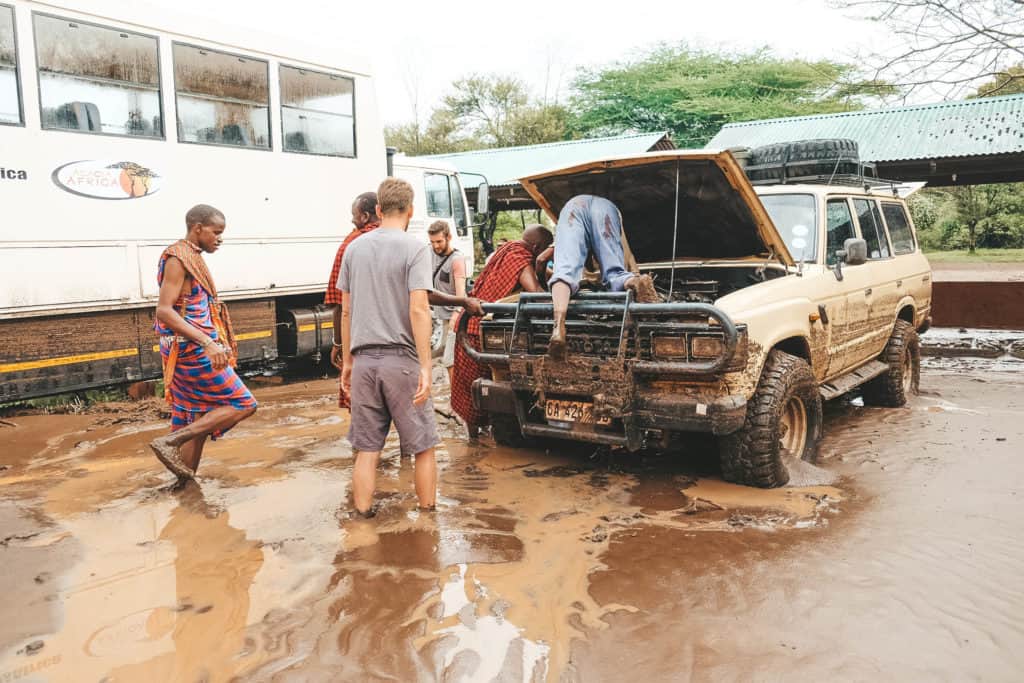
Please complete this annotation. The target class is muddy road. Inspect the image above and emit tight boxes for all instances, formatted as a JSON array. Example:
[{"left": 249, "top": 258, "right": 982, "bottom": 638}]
[{"left": 1, "top": 365, "right": 1022, "bottom": 682}]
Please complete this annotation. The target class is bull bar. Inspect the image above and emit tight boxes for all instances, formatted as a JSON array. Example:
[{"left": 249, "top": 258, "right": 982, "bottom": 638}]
[{"left": 456, "top": 291, "right": 740, "bottom": 375}]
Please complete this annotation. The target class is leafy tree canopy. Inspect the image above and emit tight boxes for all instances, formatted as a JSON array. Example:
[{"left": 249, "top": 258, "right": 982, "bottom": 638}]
[{"left": 568, "top": 45, "right": 894, "bottom": 147}]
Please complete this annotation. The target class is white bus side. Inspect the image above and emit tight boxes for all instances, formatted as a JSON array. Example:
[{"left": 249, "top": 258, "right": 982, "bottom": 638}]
[{"left": 0, "top": 0, "right": 460, "bottom": 401}]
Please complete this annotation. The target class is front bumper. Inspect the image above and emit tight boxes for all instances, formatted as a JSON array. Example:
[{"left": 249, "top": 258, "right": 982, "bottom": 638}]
[{"left": 473, "top": 378, "right": 748, "bottom": 450}]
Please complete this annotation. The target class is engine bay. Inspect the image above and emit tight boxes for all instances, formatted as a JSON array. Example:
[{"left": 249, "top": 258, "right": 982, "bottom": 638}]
[{"left": 643, "top": 266, "right": 787, "bottom": 304}]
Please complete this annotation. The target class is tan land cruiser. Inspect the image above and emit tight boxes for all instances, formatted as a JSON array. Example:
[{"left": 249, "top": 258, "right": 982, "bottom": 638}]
[{"left": 457, "top": 141, "right": 932, "bottom": 488}]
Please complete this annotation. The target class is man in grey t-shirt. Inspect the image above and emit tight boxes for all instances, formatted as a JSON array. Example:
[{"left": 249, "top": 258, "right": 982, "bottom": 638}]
[{"left": 338, "top": 177, "right": 439, "bottom": 517}]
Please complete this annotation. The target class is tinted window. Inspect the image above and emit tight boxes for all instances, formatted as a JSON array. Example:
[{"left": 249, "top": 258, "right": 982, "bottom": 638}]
[
  {"left": 881, "top": 202, "right": 916, "bottom": 255},
  {"left": 450, "top": 174, "right": 468, "bottom": 231},
  {"left": 174, "top": 43, "right": 269, "bottom": 149},
  {"left": 759, "top": 194, "right": 817, "bottom": 262},
  {"left": 852, "top": 198, "right": 891, "bottom": 259},
  {"left": 425, "top": 173, "right": 452, "bottom": 217},
  {"left": 34, "top": 14, "right": 161, "bottom": 137},
  {"left": 0, "top": 5, "right": 21, "bottom": 125},
  {"left": 280, "top": 65, "right": 354, "bottom": 156},
  {"left": 825, "top": 199, "right": 856, "bottom": 266}
]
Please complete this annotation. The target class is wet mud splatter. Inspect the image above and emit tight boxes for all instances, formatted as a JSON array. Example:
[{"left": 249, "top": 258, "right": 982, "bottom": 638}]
[{"left": 2, "top": 366, "right": 1023, "bottom": 681}]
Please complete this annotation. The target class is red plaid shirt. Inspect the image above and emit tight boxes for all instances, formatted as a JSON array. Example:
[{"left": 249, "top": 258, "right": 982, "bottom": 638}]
[
  {"left": 324, "top": 222, "right": 380, "bottom": 306},
  {"left": 451, "top": 240, "right": 536, "bottom": 426}
]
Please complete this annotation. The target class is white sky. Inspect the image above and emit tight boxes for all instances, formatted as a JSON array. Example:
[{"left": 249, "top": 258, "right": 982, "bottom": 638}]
[{"left": 173, "top": 0, "right": 892, "bottom": 127}]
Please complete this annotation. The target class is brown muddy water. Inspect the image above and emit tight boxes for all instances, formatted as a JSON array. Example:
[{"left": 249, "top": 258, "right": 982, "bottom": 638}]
[{"left": 1, "top": 367, "right": 1022, "bottom": 682}]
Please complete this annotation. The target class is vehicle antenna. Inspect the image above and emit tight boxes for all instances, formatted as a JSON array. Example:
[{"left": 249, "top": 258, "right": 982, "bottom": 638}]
[{"left": 668, "top": 160, "right": 680, "bottom": 299}]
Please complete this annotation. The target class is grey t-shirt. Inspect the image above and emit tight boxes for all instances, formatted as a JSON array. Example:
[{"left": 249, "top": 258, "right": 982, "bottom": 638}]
[{"left": 337, "top": 228, "right": 433, "bottom": 355}]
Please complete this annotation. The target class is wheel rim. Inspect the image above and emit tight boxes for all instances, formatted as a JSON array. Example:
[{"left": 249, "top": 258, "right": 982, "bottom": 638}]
[
  {"left": 902, "top": 351, "right": 914, "bottom": 394},
  {"left": 780, "top": 396, "right": 808, "bottom": 458}
]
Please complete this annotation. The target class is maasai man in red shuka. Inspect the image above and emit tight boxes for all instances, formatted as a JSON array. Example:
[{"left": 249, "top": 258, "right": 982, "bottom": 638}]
[
  {"left": 149, "top": 204, "right": 257, "bottom": 482},
  {"left": 451, "top": 225, "right": 553, "bottom": 432},
  {"left": 327, "top": 192, "right": 381, "bottom": 409}
]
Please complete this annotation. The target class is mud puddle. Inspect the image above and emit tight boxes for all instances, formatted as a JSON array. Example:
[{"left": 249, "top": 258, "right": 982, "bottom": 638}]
[{"left": 2, "top": 368, "right": 1023, "bottom": 681}]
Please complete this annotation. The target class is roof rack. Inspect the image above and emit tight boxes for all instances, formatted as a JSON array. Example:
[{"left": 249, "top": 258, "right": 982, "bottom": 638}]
[{"left": 750, "top": 173, "right": 902, "bottom": 192}]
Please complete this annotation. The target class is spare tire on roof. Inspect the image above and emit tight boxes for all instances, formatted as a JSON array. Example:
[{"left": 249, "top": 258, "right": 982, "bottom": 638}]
[{"left": 746, "top": 138, "right": 863, "bottom": 183}]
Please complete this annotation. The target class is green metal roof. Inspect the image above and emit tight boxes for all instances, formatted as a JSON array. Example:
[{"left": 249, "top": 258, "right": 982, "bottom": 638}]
[
  {"left": 421, "top": 131, "right": 674, "bottom": 187},
  {"left": 706, "top": 94, "right": 1024, "bottom": 162}
]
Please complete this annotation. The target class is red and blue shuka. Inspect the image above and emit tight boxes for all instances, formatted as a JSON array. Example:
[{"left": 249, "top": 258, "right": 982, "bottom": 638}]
[{"left": 155, "top": 240, "right": 256, "bottom": 436}]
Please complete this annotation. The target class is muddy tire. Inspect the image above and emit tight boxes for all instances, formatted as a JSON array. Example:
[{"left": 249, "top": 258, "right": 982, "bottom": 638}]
[
  {"left": 862, "top": 320, "right": 920, "bottom": 407},
  {"left": 491, "top": 415, "right": 530, "bottom": 448},
  {"left": 719, "top": 350, "right": 823, "bottom": 488}
]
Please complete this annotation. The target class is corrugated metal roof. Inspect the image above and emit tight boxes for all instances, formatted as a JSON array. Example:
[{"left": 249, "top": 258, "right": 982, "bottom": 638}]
[
  {"left": 420, "top": 131, "right": 674, "bottom": 187},
  {"left": 706, "top": 94, "right": 1024, "bottom": 162}
]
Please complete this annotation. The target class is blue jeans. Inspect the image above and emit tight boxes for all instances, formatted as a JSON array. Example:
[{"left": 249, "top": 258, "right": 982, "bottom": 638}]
[{"left": 548, "top": 195, "right": 632, "bottom": 295}]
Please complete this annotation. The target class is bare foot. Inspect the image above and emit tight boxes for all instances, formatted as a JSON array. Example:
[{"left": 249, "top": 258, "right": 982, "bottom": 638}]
[
  {"left": 150, "top": 438, "right": 194, "bottom": 480},
  {"left": 626, "top": 274, "right": 661, "bottom": 303},
  {"left": 548, "top": 315, "right": 567, "bottom": 361}
]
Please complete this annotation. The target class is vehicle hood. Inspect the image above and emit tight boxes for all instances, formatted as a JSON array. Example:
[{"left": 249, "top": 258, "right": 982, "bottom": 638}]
[{"left": 518, "top": 150, "right": 794, "bottom": 267}]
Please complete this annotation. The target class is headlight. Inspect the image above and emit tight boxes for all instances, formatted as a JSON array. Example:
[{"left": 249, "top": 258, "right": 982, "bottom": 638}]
[
  {"left": 691, "top": 335, "right": 724, "bottom": 359},
  {"left": 651, "top": 335, "right": 687, "bottom": 359},
  {"left": 482, "top": 329, "right": 509, "bottom": 352}
]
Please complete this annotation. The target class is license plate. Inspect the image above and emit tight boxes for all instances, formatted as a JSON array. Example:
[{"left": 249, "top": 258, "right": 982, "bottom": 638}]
[{"left": 545, "top": 399, "right": 612, "bottom": 426}]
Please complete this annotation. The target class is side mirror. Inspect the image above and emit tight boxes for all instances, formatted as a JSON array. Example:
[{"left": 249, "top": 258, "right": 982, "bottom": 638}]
[
  {"left": 476, "top": 182, "right": 490, "bottom": 216},
  {"left": 843, "top": 238, "right": 868, "bottom": 266}
]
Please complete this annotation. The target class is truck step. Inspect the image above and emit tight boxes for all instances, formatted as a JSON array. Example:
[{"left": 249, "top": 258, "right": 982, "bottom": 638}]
[{"left": 819, "top": 360, "right": 890, "bottom": 401}]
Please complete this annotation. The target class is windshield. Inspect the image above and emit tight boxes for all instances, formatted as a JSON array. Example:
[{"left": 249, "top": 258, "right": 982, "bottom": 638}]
[{"left": 758, "top": 194, "right": 817, "bottom": 262}]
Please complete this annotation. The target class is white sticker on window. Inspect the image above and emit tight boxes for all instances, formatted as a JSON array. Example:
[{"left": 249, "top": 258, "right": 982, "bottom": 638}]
[
  {"left": 792, "top": 237, "right": 807, "bottom": 250},
  {"left": 792, "top": 224, "right": 809, "bottom": 237}
]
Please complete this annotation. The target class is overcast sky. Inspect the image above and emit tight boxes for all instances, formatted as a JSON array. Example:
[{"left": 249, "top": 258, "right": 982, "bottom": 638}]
[{"left": 176, "top": 0, "right": 891, "bottom": 127}]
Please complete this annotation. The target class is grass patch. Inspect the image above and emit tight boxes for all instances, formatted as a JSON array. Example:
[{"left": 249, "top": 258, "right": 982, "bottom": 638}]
[{"left": 924, "top": 248, "right": 1024, "bottom": 263}]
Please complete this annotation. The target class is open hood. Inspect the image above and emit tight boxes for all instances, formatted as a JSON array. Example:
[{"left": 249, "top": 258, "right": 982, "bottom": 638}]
[{"left": 519, "top": 150, "right": 794, "bottom": 267}]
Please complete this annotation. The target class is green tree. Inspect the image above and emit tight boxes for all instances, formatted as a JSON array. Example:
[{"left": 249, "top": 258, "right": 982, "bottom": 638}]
[
  {"left": 386, "top": 75, "right": 569, "bottom": 154},
  {"left": 974, "top": 64, "right": 1024, "bottom": 97},
  {"left": 568, "top": 45, "right": 892, "bottom": 146}
]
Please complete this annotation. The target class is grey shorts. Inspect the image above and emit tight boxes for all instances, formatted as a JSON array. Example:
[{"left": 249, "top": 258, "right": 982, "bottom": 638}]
[{"left": 348, "top": 346, "right": 440, "bottom": 455}]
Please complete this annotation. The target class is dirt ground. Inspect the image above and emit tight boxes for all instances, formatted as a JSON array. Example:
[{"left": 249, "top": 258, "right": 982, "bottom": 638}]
[
  {"left": 1, "top": 362, "right": 1022, "bottom": 682},
  {"left": 930, "top": 261, "right": 1024, "bottom": 282}
]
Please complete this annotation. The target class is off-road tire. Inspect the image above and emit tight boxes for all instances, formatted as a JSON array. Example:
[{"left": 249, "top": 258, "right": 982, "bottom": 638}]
[
  {"left": 862, "top": 320, "right": 920, "bottom": 407},
  {"left": 747, "top": 138, "right": 862, "bottom": 182},
  {"left": 749, "top": 138, "right": 859, "bottom": 165},
  {"left": 491, "top": 415, "right": 531, "bottom": 448},
  {"left": 719, "top": 350, "right": 823, "bottom": 488}
]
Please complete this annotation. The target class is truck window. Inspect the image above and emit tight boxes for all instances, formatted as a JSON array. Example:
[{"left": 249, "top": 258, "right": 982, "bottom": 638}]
[
  {"left": 173, "top": 43, "right": 269, "bottom": 149},
  {"left": 759, "top": 193, "right": 816, "bottom": 262},
  {"left": 881, "top": 202, "right": 916, "bottom": 255},
  {"left": 450, "top": 174, "right": 468, "bottom": 232},
  {"left": 279, "top": 65, "right": 355, "bottom": 157},
  {"left": 825, "top": 199, "right": 855, "bottom": 266},
  {"left": 425, "top": 173, "right": 452, "bottom": 217},
  {"left": 34, "top": 14, "right": 161, "bottom": 137},
  {"left": 852, "top": 198, "right": 891, "bottom": 259},
  {"left": 0, "top": 4, "right": 21, "bottom": 125}
]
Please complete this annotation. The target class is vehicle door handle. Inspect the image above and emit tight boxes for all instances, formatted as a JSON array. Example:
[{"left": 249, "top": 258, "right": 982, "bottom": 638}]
[
  {"left": 864, "top": 288, "right": 873, "bottom": 296},
  {"left": 896, "top": 280, "right": 903, "bottom": 288},
  {"left": 922, "top": 276, "right": 930, "bottom": 283}
]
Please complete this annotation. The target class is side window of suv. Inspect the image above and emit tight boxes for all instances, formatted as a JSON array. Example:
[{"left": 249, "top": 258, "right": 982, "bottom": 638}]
[
  {"left": 825, "top": 199, "right": 856, "bottom": 266},
  {"left": 881, "top": 202, "right": 916, "bottom": 255},
  {"left": 852, "top": 198, "right": 891, "bottom": 259}
]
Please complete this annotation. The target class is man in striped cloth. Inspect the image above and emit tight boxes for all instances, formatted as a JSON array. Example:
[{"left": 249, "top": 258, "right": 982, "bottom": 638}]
[
  {"left": 149, "top": 204, "right": 257, "bottom": 481},
  {"left": 450, "top": 224, "right": 553, "bottom": 434},
  {"left": 327, "top": 192, "right": 380, "bottom": 409}
]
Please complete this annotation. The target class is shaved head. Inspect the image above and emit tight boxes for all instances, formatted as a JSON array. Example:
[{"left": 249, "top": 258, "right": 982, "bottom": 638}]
[{"left": 522, "top": 224, "right": 553, "bottom": 254}]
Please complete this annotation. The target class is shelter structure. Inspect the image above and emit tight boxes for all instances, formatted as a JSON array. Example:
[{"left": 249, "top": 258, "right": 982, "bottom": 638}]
[
  {"left": 423, "top": 131, "right": 675, "bottom": 211},
  {"left": 707, "top": 94, "right": 1024, "bottom": 186}
]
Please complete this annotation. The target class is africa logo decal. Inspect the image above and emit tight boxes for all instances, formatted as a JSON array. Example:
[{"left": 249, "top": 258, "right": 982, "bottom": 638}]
[{"left": 52, "top": 160, "right": 162, "bottom": 200}]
